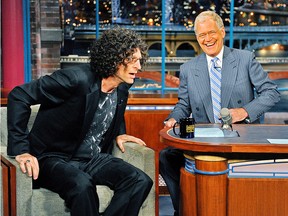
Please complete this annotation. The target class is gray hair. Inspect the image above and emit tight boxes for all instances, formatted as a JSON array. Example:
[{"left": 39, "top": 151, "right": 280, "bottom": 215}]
[{"left": 194, "top": 11, "right": 224, "bottom": 34}]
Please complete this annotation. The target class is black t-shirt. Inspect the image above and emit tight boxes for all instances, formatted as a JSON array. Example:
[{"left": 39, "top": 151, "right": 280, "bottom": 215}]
[{"left": 73, "top": 90, "right": 117, "bottom": 159}]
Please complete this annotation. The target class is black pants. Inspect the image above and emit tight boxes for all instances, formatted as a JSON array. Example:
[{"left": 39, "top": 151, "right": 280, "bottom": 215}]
[
  {"left": 37, "top": 153, "right": 153, "bottom": 216},
  {"left": 159, "top": 147, "right": 184, "bottom": 215}
]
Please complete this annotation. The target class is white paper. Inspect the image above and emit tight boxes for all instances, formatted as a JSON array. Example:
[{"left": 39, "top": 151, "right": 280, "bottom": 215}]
[
  {"left": 195, "top": 128, "right": 224, "bottom": 137},
  {"left": 267, "top": 139, "right": 288, "bottom": 144}
]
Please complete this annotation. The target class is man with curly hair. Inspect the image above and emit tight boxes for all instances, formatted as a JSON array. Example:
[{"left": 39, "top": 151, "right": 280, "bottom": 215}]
[{"left": 7, "top": 27, "right": 153, "bottom": 216}]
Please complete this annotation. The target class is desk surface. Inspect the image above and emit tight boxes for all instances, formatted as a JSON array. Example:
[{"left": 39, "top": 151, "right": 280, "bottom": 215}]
[{"left": 159, "top": 124, "right": 288, "bottom": 153}]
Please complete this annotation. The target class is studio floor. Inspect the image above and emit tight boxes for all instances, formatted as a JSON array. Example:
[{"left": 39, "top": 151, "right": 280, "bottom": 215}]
[{"left": 159, "top": 195, "right": 174, "bottom": 216}]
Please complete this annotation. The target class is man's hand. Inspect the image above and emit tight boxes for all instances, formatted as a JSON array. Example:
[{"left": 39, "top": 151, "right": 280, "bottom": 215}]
[
  {"left": 164, "top": 118, "right": 177, "bottom": 128},
  {"left": 229, "top": 108, "right": 249, "bottom": 123},
  {"left": 15, "top": 153, "right": 39, "bottom": 180},
  {"left": 116, "top": 134, "right": 146, "bottom": 153}
]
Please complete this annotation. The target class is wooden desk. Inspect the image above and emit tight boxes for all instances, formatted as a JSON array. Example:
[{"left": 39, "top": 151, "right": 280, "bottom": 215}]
[
  {"left": 160, "top": 124, "right": 288, "bottom": 216},
  {"left": 160, "top": 124, "right": 288, "bottom": 153}
]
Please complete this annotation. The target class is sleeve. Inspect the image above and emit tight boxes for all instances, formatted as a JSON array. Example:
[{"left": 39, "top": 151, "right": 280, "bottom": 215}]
[
  {"left": 7, "top": 68, "right": 80, "bottom": 156},
  {"left": 118, "top": 117, "right": 126, "bottom": 135},
  {"left": 118, "top": 83, "right": 131, "bottom": 135},
  {"left": 242, "top": 52, "right": 281, "bottom": 122}
]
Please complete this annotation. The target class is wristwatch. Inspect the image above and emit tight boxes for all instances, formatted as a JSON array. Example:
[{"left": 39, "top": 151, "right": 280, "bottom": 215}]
[{"left": 244, "top": 117, "right": 251, "bottom": 124}]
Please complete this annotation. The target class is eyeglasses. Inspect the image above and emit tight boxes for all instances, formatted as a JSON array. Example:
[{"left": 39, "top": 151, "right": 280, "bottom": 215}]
[
  {"left": 196, "top": 29, "right": 220, "bottom": 40},
  {"left": 125, "top": 57, "right": 143, "bottom": 65}
]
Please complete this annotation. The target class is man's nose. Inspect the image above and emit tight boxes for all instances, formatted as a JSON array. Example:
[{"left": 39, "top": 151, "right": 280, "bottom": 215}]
[{"left": 135, "top": 59, "right": 141, "bottom": 70}]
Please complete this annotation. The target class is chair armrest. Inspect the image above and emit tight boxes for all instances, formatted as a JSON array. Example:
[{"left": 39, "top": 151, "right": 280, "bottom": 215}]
[
  {"left": 112, "top": 142, "right": 155, "bottom": 181},
  {"left": 1, "top": 151, "right": 33, "bottom": 215},
  {"left": 112, "top": 142, "right": 155, "bottom": 216}
]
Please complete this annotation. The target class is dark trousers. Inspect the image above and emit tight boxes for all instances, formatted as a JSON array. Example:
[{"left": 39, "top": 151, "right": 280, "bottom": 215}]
[
  {"left": 159, "top": 147, "right": 184, "bottom": 215},
  {"left": 37, "top": 153, "right": 153, "bottom": 216}
]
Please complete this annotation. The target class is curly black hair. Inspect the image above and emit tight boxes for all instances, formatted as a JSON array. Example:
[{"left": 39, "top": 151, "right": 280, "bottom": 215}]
[{"left": 89, "top": 26, "right": 148, "bottom": 79}]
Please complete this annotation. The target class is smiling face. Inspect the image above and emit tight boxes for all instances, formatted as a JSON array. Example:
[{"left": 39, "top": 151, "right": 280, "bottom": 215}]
[
  {"left": 195, "top": 18, "right": 225, "bottom": 57},
  {"left": 115, "top": 48, "right": 142, "bottom": 84}
]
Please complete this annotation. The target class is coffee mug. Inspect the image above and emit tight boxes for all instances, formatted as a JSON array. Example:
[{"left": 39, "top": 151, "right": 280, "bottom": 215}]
[{"left": 173, "top": 117, "right": 195, "bottom": 138}]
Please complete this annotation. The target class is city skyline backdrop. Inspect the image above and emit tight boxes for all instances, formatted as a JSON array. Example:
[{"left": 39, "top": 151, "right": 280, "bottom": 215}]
[{"left": 62, "top": 0, "right": 288, "bottom": 30}]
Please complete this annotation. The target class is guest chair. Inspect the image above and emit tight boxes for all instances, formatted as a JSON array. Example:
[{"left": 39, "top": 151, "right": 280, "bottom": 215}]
[{"left": 1, "top": 105, "right": 155, "bottom": 216}]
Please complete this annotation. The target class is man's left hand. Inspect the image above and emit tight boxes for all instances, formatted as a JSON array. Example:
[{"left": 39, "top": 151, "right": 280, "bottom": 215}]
[{"left": 116, "top": 134, "right": 146, "bottom": 153}]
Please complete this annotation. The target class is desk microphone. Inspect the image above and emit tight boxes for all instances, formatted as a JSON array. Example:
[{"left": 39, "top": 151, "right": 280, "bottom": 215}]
[{"left": 220, "top": 108, "right": 233, "bottom": 131}]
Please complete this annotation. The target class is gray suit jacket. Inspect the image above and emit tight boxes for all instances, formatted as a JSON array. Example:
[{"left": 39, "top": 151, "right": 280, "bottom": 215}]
[{"left": 169, "top": 46, "right": 280, "bottom": 123}]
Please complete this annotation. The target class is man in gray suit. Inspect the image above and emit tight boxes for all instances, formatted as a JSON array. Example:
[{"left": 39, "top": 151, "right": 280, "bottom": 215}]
[{"left": 160, "top": 11, "right": 280, "bottom": 216}]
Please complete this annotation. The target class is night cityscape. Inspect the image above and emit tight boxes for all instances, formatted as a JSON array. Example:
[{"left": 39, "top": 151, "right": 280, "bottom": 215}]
[
  {"left": 59, "top": 0, "right": 287, "bottom": 112},
  {"left": 60, "top": 0, "right": 288, "bottom": 59},
  {"left": 62, "top": 0, "right": 288, "bottom": 30},
  {"left": 61, "top": 0, "right": 288, "bottom": 55}
]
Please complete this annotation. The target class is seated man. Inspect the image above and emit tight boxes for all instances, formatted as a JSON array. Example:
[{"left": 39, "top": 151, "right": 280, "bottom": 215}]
[
  {"left": 160, "top": 11, "right": 280, "bottom": 216},
  {"left": 7, "top": 27, "right": 153, "bottom": 216}
]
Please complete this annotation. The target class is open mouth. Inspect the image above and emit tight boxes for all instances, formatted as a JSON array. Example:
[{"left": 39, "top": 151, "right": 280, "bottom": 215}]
[
  {"left": 129, "top": 73, "right": 136, "bottom": 78},
  {"left": 206, "top": 41, "right": 216, "bottom": 47}
]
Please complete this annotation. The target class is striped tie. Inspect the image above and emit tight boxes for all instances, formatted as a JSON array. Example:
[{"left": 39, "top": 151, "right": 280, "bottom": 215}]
[{"left": 210, "top": 57, "right": 221, "bottom": 123}]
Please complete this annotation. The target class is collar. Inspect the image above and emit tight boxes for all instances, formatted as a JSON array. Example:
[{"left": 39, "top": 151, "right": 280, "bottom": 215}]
[{"left": 206, "top": 46, "right": 224, "bottom": 69}]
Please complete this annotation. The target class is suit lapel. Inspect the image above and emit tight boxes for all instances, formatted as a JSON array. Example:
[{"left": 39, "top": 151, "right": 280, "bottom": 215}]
[
  {"left": 79, "top": 79, "right": 101, "bottom": 140},
  {"left": 221, "top": 46, "right": 238, "bottom": 108},
  {"left": 194, "top": 54, "right": 215, "bottom": 122}
]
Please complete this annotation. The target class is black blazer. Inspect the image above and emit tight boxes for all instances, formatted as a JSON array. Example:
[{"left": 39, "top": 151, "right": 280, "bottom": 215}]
[{"left": 7, "top": 64, "right": 130, "bottom": 160}]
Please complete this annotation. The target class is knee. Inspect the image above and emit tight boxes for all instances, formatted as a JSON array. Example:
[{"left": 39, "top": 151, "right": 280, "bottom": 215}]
[
  {"left": 137, "top": 171, "right": 153, "bottom": 192},
  {"left": 63, "top": 174, "right": 98, "bottom": 212},
  {"left": 65, "top": 173, "right": 95, "bottom": 198},
  {"left": 143, "top": 173, "right": 153, "bottom": 189},
  {"left": 160, "top": 148, "right": 169, "bottom": 165}
]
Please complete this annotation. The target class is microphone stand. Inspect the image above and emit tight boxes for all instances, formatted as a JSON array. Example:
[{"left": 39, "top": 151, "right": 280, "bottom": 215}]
[
  {"left": 221, "top": 123, "right": 233, "bottom": 131},
  {"left": 221, "top": 122, "right": 239, "bottom": 137}
]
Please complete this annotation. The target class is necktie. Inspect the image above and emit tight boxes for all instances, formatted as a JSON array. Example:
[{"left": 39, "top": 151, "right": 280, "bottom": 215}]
[{"left": 209, "top": 57, "right": 221, "bottom": 123}]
